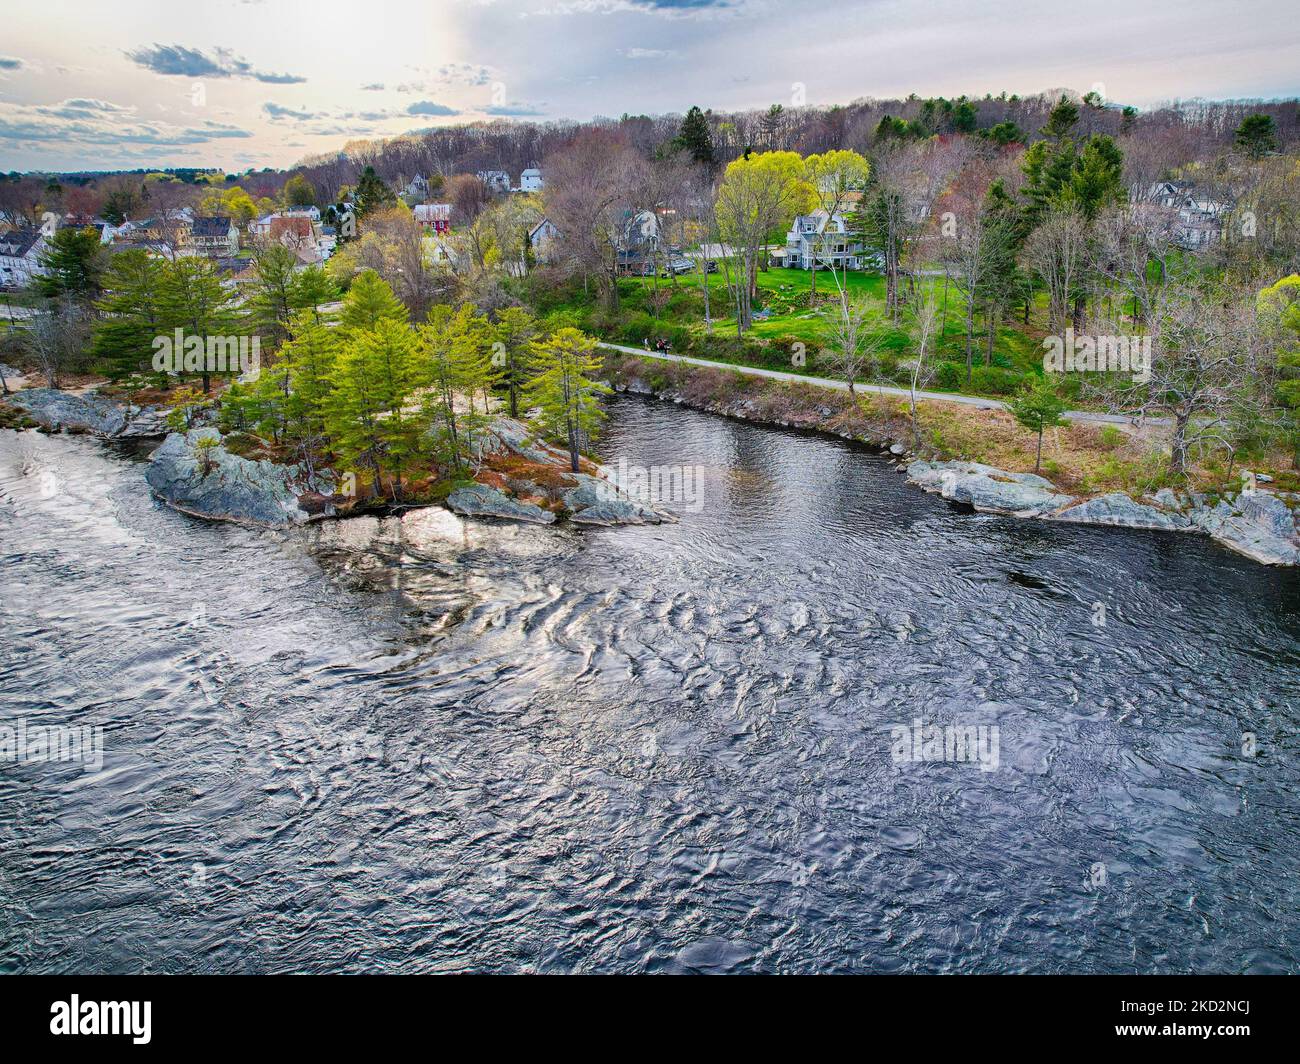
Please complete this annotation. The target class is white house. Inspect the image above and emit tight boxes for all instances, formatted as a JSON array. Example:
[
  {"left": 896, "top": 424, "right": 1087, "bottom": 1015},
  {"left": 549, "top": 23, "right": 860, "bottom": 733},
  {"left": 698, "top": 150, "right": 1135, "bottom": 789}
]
[
  {"left": 528, "top": 217, "right": 559, "bottom": 263},
  {"left": 424, "top": 235, "right": 463, "bottom": 270},
  {"left": 774, "top": 210, "right": 866, "bottom": 271},
  {"left": 0, "top": 229, "right": 48, "bottom": 288},
  {"left": 1130, "top": 181, "right": 1231, "bottom": 250},
  {"left": 283, "top": 205, "right": 322, "bottom": 222},
  {"left": 404, "top": 174, "right": 430, "bottom": 200},
  {"left": 477, "top": 170, "right": 511, "bottom": 194},
  {"left": 519, "top": 168, "right": 543, "bottom": 193}
]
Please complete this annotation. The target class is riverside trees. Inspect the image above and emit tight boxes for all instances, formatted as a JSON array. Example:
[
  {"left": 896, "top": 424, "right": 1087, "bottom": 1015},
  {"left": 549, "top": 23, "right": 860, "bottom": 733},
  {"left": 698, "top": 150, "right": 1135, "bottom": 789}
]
[{"left": 208, "top": 271, "right": 600, "bottom": 502}]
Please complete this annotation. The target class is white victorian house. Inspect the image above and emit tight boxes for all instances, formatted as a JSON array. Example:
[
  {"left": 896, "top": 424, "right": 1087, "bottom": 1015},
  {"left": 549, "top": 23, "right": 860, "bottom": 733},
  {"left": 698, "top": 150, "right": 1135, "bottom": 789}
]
[{"left": 773, "top": 210, "right": 866, "bottom": 271}]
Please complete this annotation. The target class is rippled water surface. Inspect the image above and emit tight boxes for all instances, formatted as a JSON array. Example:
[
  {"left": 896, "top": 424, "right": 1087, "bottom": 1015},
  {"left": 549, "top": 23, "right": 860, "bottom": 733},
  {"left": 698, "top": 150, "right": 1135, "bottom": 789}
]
[{"left": 2, "top": 395, "right": 1299, "bottom": 973}]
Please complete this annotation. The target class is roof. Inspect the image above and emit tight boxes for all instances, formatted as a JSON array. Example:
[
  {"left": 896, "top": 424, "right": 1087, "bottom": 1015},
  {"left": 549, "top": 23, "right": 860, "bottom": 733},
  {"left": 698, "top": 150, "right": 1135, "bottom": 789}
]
[
  {"left": 413, "top": 203, "right": 451, "bottom": 222},
  {"left": 0, "top": 228, "right": 44, "bottom": 258},
  {"left": 192, "top": 215, "right": 234, "bottom": 238},
  {"left": 268, "top": 215, "right": 315, "bottom": 240}
]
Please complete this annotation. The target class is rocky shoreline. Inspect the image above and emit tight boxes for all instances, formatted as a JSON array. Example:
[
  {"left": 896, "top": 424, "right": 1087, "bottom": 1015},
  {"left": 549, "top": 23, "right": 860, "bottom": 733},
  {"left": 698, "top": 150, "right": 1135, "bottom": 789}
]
[
  {"left": 2, "top": 384, "right": 666, "bottom": 530},
  {"left": 610, "top": 368, "right": 1300, "bottom": 567}
]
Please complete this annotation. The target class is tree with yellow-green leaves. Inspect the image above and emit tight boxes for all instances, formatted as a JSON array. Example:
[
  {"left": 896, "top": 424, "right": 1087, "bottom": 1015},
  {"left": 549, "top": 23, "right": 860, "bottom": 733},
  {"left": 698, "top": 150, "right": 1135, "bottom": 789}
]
[
  {"left": 446, "top": 302, "right": 501, "bottom": 415},
  {"left": 525, "top": 327, "right": 610, "bottom": 473},
  {"left": 338, "top": 268, "right": 408, "bottom": 332},
  {"left": 715, "top": 150, "right": 814, "bottom": 333},
  {"left": 1258, "top": 274, "right": 1300, "bottom": 465},
  {"left": 802, "top": 149, "right": 870, "bottom": 306},
  {"left": 199, "top": 185, "right": 259, "bottom": 227}
]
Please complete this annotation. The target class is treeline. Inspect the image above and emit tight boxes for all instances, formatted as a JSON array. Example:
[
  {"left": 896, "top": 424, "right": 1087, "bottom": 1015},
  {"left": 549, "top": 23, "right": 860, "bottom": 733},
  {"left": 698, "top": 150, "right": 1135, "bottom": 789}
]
[{"left": 286, "top": 89, "right": 1298, "bottom": 203}]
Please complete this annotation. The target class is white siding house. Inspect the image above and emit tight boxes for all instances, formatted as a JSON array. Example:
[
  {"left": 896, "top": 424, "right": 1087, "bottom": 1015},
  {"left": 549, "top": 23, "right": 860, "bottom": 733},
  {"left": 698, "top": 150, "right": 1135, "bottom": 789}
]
[
  {"left": 0, "top": 229, "right": 48, "bottom": 288},
  {"left": 773, "top": 211, "right": 866, "bottom": 270}
]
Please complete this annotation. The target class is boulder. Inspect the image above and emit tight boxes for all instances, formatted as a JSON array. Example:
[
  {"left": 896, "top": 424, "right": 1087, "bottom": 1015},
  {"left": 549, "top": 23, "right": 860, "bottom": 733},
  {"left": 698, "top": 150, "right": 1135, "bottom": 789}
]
[
  {"left": 1050, "top": 492, "right": 1192, "bottom": 531},
  {"left": 10, "top": 387, "right": 167, "bottom": 438},
  {"left": 1194, "top": 491, "right": 1300, "bottom": 566},
  {"left": 445, "top": 483, "right": 556, "bottom": 525},
  {"left": 906, "top": 460, "right": 1074, "bottom": 516},
  {"left": 145, "top": 429, "right": 314, "bottom": 526},
  {"left": 562, "top": 473, "right": 664, "bottom": 525}
]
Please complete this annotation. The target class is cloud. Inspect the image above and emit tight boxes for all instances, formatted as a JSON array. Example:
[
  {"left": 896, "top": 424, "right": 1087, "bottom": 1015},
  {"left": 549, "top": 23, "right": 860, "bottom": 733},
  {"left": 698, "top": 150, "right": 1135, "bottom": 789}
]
[
  {"left": 125, "top": 44, "right": 306, "bottom": 84},
  {"left": 435, "top": 62, "right": 495, "bottom": 87},
  {"left": 360, "top": 82, "right": 385, "bottom": 91},
  {"left": 483, "top": 103, "right": 548, "bottom": 117},
  {"left": 263, "top": 101, "right": 313, "bottom": 120},
  {"left": 619, "top": 47, "right": 679, "bottom": 59},
  {"left": 0, "top": 55, "right": 24, "bottom": 71},
  {"left": 542, "top": 0, "right": 739, "bottom": 16},
  {"left": 406, "top": 100, "right": 460, "bottom": 116},
  {"left": 0, "top": 98, "right": 253, "bottom": 148}
]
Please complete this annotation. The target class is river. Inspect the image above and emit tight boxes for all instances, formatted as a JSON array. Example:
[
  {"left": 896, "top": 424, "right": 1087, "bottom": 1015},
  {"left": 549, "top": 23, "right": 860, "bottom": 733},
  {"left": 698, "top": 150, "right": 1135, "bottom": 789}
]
[{"left": 2, "top": 394, "right": 1298, "bottom": 973}]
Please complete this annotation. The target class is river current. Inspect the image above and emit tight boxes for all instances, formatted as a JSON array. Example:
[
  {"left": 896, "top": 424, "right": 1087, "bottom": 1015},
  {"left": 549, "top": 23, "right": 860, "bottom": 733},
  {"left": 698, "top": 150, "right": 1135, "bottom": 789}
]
[{"left": 2, "top": 394, "right": 1298, "bottom": 973}]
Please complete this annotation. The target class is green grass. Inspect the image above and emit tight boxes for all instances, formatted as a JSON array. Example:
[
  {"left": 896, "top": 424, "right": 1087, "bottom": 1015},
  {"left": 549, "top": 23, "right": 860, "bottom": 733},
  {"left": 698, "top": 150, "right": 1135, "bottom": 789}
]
[{"left": 540, "top": 262, "right": 1055, "bottom": 399}]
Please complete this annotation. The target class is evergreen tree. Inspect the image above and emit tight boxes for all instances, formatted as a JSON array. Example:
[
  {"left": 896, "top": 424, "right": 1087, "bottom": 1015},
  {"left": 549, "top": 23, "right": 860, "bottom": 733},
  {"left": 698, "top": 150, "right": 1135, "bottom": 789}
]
[
  {"left": 35, "top": 226, "right": 105, "bottom": 299},
  {"left": 1234, "top": 114, "right": 1278, "bottom": 159},
  {"left": 525, "top": 327, "right": 610, "bottom": 473},
  {"left": 90, "top": 249, "right": 167, "bottom": 380},
  {"left": 339, "top": 269, "right": 407, "bottom": 332},
  {"left": 674, "top": 106, "right": 716, "bottom": 167},
  {"left": 158, "top": 257, "right": 240, "bottom": 394},
  {"left": 493, "top": 306, "right": 539, "bottom": 419},
  {"left": 1008, "top": 375, "right": 1068, "bottom": 473},
  {"left": 355, "top": 166, "right": 396, "bottom": 216},
  {"left": 247, "top": 244, "right": 301, "bottom": 350},
  {"left": 327, "top": 317, "right": 420, "bottom": 501}
]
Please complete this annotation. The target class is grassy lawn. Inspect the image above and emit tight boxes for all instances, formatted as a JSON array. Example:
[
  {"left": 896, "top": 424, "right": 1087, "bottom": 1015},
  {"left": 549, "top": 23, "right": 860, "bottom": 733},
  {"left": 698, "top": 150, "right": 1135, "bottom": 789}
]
[{"left": 559, "top": 263, "right": 1054, "bottom": 399}]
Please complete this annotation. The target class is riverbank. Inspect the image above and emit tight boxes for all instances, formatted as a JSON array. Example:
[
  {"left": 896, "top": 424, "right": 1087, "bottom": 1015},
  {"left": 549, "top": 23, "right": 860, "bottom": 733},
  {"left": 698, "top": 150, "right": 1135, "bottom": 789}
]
[
  {"left": 602, "top": 350, "right": 1300, "bottom": 566},
  {"left": 0, "top": 382, "right": 667, "bottom": 530}
]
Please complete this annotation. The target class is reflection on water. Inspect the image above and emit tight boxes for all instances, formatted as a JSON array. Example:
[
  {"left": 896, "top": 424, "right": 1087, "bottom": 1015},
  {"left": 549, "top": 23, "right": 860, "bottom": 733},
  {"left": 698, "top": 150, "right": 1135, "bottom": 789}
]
[{"left": 1, "top": 395, "right": 1299, "bottom": 973}]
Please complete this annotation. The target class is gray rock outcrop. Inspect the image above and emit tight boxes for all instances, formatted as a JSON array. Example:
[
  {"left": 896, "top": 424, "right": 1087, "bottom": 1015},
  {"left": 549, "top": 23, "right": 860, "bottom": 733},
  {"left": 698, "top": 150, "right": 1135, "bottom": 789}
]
[
  {"left": 906, "top": 460, "right": 1075, "bottom": 515},
  {"left": 145, "top": 429, "right": 314, "bottom": 526},
  {"left": 446, "top": 483, "right": 556, "bottom": 524},
  {"left": 1050, "top": 492, "right": 1192, "bottom": 531},
  {"left": 11, "top": 387, "right": 168, "bottom": 438}
]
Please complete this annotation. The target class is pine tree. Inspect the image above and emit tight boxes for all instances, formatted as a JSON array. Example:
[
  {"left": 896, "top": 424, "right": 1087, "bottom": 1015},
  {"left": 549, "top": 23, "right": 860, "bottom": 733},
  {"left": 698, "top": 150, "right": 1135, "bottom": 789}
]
[
  {"left": 339, "top": 269, "right": 407, "bottom": 333},
  {"left": 355, "top": 166, "right": 396, "bottom": 216},
  {"left": 525, "top": 328, "right": 610, "bottom": 473},
  {"left": 158, "top": 257, "right": 240, "bottom": 394},
  {"left": 1234, "top": 114, "right": 1278, "bottom": 159},
  {"left": 91, "top": 249, "right": 167, "bottom": 380},
  {"left": 1008, "top": 376, "right": 1068, "bottom": 473},
  {"left": 327, "top": 317, "right": 420, "bottom": 501},
  {"left": 492, "top": 306, "right": 539, "bottom": 418},
  {"left": 674, "top": 106, "right": 716, "bottom": 167},
  {"left": 36, "top": 226, "right": 105, "bottom": 299}
]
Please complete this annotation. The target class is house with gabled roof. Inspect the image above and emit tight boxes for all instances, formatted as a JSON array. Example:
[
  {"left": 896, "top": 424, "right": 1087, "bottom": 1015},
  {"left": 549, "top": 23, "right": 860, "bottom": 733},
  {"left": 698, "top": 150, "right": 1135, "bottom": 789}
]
[
  {"left": 191, "top": 216, "right": 240, "bottom": 257},
  {"left": 0, "top": 228, "right": 48, "bottom": 288}
]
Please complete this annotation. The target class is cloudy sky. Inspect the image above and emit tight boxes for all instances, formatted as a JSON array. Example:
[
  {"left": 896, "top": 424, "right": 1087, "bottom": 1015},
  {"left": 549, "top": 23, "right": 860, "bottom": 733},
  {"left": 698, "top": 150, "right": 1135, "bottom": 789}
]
[{"left": 1, "top": 0, "right": 1297, "bottom": 173}]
